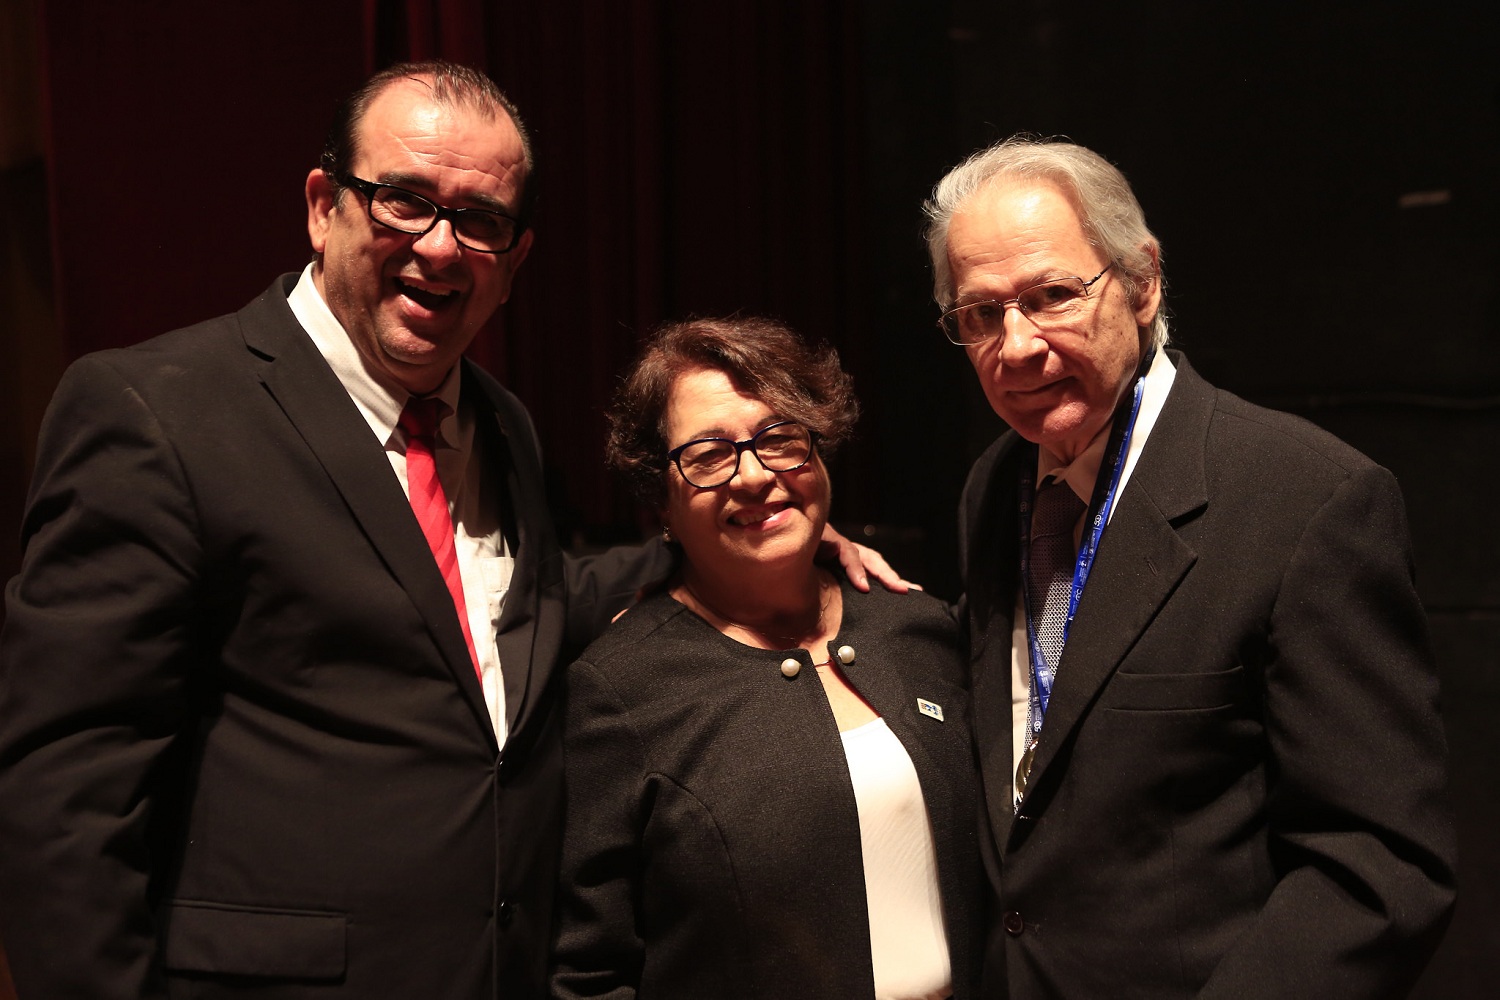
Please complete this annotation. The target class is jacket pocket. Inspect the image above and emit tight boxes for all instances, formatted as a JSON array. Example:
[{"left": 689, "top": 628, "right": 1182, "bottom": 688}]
[
  {"left": 1102, "top": 665, "right": 1246, "bottom": 712},
  {"left": 160, "top": 899, "right": 347, "bottom": 980}
]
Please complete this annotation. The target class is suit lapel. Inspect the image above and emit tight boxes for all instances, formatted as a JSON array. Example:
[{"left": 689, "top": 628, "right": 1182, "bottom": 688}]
[
  {"left": 237, "top": 278, "right": 494, "bottom": 743},
  {"left": 1018, "top": 356, "right": 1214, "bottom": 810},
  {"left": 463, "top": 365, "right": 554, "bottom": 743},
  {"left": 961, "top": 435, "right": 1027, "bottom": 844}
]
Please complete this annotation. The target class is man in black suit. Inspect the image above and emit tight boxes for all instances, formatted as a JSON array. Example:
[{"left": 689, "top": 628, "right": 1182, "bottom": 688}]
[
  {"left": 0, "top": 61, "right": 892, "bottom": 999},
  {"left": 0, "top": 60, "right": 584, "bottom": 1000},
  {"left": 926, "top": 136, "right": 1456, "bottom": 998}
]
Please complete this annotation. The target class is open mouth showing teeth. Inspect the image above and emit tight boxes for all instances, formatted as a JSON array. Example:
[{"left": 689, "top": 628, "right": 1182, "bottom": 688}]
[
  {"left": 395, "top": 279, "right": 459, "bottom": 310},
  {"left": 731, "top": 505, "right": 790, "bottom": 526}
]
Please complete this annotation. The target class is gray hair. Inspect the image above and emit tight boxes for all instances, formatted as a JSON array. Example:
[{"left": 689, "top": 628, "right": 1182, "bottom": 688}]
[{"left": 923, "top": 135, "right": 1169, "bottom": 350}]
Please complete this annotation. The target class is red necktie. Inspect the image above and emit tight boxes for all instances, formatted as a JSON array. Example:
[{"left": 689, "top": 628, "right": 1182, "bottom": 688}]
[{"left": 399, "top": 397, "right": 481, "bottom": 681}]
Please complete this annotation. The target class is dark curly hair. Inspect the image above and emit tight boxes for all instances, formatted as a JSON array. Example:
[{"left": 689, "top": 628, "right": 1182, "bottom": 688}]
[{"left": 606, "top": 316, "right": 859, "bottom": 508}]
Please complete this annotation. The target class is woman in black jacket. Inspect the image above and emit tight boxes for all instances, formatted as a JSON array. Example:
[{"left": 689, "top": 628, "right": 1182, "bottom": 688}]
[{"left": 550, "top": 316, "right": 980, "bottom": 1000}]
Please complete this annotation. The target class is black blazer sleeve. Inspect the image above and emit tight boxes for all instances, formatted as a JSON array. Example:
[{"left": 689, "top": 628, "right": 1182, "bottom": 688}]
[
  {"left": 0, "top": 353, "right": 200, "bottom": 999},
  {"left": 1197, "top": 461, "right": 1454, "bottom": 997},
  {"left": 550, "top": 656, "right": 649, "bottom": 1000},
  {"left": 561, "top": 540, "right": 675, "bottom": 657}
]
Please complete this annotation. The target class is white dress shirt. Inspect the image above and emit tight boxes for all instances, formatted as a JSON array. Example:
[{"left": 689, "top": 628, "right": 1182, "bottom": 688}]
[
  {"left": 841, "top": 717, "right": 952, "bottom": 1000},
  {"left": 289, "top": 265, "right": 513, "bottom": 742},
  {"left": 1010, "top": 350, "right": 1178, "bottom": 798}
]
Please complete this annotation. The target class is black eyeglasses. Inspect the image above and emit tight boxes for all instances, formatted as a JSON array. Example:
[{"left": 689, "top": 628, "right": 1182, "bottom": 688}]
[
  {"left": 667, "top": 421, "right": 818, "bottom": 489},
  {"left": 338, "top": 173, "right": 525, "bottom": 254},
  {"left": 938, "top": 263, "right": 1114, "bottom": 345}
]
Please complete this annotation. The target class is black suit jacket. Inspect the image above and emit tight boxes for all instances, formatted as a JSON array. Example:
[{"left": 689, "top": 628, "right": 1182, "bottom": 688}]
[
  {"left": 959, "top": 354, "right": 1455, "bottom": 999},
  {"left": 0, "top": 275, "right": 662, "bottom": 999},
  {"left": 551, "top": 582, "right": 983, "bottom": 1000}
]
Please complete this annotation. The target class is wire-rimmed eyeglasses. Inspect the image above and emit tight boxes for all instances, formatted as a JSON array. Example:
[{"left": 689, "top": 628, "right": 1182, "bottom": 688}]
[
  {"left": 938, "top": 263, "right": 1114, "bottom": 345},
  {"left": 667, "top": 421, "right": 818, "bottom": 489},
  {"left": 338, "top": 173, "right": 526, "bottom": 254}
]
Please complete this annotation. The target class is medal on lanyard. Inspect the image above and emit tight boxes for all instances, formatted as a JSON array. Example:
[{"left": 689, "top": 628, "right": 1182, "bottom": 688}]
[{"left": 1015, "top": 351, "right": 1153, "bottom": 801}]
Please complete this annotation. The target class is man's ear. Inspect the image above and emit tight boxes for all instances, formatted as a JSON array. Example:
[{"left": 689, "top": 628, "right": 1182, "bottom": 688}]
[
  {"left": 306, "top": 168, "right": 336, "bottom": 254},
  {"left": 1132, "top": 242, "right": 1163, "bottom": 327},
  {"left": 509, "top": 227, "right": 535, "bottom": 273},
  {"left": 493, "top": 228, "right": 535, "bottom": 305}
]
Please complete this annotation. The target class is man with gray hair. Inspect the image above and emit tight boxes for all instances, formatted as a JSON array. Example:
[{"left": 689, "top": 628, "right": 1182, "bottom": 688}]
[{"left": 927, "top": 135, "right": 1454, "bottom": 997}]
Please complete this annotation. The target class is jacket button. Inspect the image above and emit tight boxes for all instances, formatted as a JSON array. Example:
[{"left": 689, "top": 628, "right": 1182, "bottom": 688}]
[
  {"left": 496, "top": 900, "right": 514, "bottom": 928},
  {"left": 780, "top": 658, "right": 801, "bottom": 678},
  {"left": 1003, "top": 910, "right": 1025, "bottom": 936},
  {"left": 836, "top": 645, "right": 856, "bottom": 665}
]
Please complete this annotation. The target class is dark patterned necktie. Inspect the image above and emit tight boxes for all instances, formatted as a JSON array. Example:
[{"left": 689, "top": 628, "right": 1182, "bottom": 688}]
[
  {"left": 1028, "top": 477, "right": 1087, "bottom": 675},
  {"left": 1018, "top": 477, "right": 1087, "bottom": 801}
]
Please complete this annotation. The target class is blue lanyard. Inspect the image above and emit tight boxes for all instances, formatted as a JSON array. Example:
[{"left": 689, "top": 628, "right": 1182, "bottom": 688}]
[{"left": 1018, "top": 356, "right": 1151, "bottom": 742}]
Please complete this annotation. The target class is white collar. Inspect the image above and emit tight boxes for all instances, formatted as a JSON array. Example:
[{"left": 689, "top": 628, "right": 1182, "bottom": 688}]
[
  {"left": 1034, "top": 348, "right": 1177, "bottom": 512},
  {"left": 288, "top": 263, "right": 464, "bottom": 445}
]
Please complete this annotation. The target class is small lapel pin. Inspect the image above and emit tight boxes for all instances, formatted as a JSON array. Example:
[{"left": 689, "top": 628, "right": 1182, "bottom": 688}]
[{"left": 917, "top": 698, "right": 944, "bottom": 722}]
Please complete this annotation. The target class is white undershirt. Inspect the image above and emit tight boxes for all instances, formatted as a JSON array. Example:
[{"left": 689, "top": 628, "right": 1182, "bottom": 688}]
[
  {"left": 1009, "top": 350, "right": 1177, "bottom": 802},
  {"left": 841, "top": 718, "right": 951, "bottom": 1000},
  {"left": 288, "top": 265, "right": 512, "bottom": 742}
]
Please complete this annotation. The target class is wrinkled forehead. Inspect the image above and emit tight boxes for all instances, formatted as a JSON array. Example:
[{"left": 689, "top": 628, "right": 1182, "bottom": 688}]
[
  {"left": 967, "top": 173, "right": 1086, "bottom": 232},
  {"left": 357, "top": 77, "right": 527, "bottom": 175},
  {"left": 948, "top": 177, "right": 1095, "bottom": 272}
]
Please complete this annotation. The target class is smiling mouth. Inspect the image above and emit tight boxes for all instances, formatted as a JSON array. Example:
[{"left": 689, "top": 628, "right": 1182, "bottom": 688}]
[
  {"left": 395, "top": 278, "right": 460, "bottom": 311},
  {"left": 729, "top": 503, "right": 793, "bottom": 527}
]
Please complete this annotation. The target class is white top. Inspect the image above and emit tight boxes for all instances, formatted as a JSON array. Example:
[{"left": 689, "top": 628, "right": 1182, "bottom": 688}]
[
  {"left": 841, "top": 718, "right": 951, "bottom": 1000},
  {"left": 288, "top": 265, "right": 513, "bottom": 741},
  {"left": 1010, "top": 350, "right": 1178, "bottom": 803}
]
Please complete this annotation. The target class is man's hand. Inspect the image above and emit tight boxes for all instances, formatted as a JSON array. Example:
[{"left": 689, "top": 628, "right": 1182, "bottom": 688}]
[{"left": 818, "top": 523, "right": 918, "bottom": 594}]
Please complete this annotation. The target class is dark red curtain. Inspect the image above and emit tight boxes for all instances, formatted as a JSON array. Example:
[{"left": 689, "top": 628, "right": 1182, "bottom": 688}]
[{"left": 33, "top": 0, "right": 870, "bottom": 541}]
